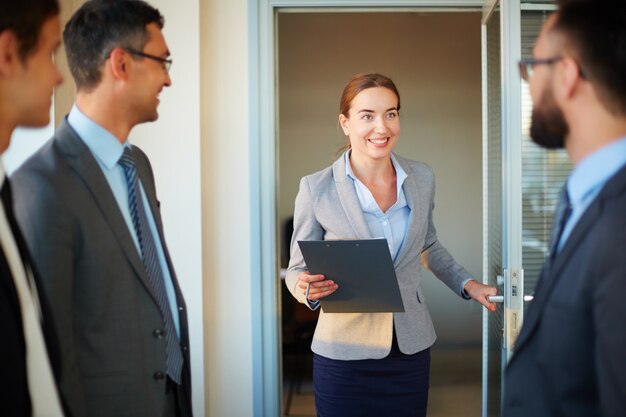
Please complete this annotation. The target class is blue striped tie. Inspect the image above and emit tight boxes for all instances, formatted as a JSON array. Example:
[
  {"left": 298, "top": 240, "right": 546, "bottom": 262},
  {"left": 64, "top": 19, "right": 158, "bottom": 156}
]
[
  {"left": 548, "top": 185, "right": 572, "bottom": 262},
  {"left": 119, "top": 148, "right": 183, "bottom": 384}
]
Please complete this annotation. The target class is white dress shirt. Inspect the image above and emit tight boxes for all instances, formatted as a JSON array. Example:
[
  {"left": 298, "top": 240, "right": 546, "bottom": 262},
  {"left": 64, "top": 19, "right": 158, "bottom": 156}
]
[{"left": 0, "top": 163, "right": 64, "bottom": 416}]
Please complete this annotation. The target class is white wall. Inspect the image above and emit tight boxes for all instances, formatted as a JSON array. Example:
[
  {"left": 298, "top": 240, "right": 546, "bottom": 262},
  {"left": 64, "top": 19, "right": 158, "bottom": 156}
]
[
  {"left": 200, "top": 0, "right": 254, "bottom": 416},
  {"left": 279, "top": 12, "right": 484, "bottom": 345},
  {"left": 131, "top": 1, "right": 205, "bottom": 416},
  {"left": 2, "top": 109, "right": 53, "bottom": 174}
]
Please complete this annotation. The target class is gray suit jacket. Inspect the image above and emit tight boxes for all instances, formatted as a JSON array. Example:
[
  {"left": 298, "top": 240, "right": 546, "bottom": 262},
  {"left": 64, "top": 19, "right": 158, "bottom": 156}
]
[
  {"left": 286, "top": 153, "right": 473, "bottom": 360},
  {"left": 11, "top": 119, "right": 192, "bottom": 417}
]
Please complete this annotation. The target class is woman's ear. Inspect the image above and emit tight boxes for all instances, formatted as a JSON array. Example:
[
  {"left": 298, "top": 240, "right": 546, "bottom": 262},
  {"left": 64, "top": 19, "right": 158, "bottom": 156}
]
[{"left": 339, "top": 114, "right": 350, "bottom": 136}]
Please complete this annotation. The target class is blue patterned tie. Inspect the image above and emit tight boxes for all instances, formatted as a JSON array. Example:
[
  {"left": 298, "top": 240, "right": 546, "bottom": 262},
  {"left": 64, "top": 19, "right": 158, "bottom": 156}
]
[{"left": 119, "top": 148, "right": 183, "bottom": 384}]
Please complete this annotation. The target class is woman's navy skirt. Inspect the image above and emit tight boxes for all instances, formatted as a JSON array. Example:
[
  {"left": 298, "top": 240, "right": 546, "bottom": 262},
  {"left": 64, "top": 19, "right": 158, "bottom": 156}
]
[{"left": 313, "top": 334, "right": 431, "bottom": 417}]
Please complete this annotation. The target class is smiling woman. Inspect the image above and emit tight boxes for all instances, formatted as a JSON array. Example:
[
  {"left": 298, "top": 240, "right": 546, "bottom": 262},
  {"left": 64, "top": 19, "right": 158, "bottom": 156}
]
[
  {"left": 284, "top": 73, "right": 497, "bottom": 417},
  {"left": 339, "top": 80, "right": 401, "bottom": 180}
]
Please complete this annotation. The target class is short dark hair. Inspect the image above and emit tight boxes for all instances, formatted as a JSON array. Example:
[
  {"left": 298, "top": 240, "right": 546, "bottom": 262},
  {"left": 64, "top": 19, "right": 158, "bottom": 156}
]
[
  {"left": 554, "top": 0, "right": 626, "bottom": 115},
  {"left": 0, "top": 0, "right": 59, "bottom": 59},
  {"left": 63, "top": 0, "right": 164, "bottom": 90}
]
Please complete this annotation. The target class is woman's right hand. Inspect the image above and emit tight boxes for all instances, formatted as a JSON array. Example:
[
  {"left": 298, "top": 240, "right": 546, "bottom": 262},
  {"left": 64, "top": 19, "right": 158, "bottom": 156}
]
[{"left": 297, "top": 272, "right": 339, "bottom": 302}]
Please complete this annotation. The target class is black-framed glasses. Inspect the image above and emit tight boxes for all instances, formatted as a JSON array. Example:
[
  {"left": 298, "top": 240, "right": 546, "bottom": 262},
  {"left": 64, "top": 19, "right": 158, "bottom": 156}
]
[
  {"left": 518, "top": 57, "right": 562, "bottom": 81},
  {"left": 125, "top": 48, "right": 172, "bottom": 73}
]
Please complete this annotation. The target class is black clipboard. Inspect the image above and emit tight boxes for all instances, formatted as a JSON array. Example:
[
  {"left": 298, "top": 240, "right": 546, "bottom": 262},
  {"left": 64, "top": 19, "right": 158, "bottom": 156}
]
[{"left": 298, "top": 239, "right": 405, "bottom": 313}]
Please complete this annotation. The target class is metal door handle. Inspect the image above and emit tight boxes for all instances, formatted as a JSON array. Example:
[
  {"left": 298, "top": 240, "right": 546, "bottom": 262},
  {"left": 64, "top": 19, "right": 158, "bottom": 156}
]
[{"left": 486, "top": 295, "right": 534, "bottom": 303}]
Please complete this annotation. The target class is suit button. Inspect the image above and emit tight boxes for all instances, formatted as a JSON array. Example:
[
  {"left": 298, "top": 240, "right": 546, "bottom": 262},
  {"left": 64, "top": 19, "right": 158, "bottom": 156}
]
[
  {"left": 182, "top": 345, "right": 188, "bottom": 351},
  {"left": 153, "top": 371, "right": 165, "bottom": 380},
  {"left": 153, "top": 329, "right": 164, "bottom": 339}
]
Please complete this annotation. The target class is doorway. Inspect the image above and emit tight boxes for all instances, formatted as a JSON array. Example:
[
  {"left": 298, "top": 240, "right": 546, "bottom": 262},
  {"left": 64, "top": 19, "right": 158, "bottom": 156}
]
[{"left": 277, "top": 10, "right": 484, "bottom": 416}]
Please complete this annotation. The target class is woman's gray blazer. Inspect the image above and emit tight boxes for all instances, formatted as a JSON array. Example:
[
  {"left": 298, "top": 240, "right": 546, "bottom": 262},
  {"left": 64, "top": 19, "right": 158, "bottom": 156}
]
[{"left": 286, "top": 152, "right": 473, "bottom": 360}]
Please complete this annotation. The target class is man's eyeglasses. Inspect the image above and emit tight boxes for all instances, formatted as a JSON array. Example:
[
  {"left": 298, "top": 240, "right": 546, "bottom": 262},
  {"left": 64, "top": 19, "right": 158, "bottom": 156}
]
[
  {"left": 125, "top": 48, "right": 172, "bottom": 73},
  {"left": 518, "top": 57, "right": 562, "bottom": 81}
]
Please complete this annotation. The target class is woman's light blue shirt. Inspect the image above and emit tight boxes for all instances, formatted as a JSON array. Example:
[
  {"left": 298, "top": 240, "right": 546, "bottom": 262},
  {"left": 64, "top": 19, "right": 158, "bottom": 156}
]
[{"left": 344, "top": 151, "right": 410, "bottom": 262}]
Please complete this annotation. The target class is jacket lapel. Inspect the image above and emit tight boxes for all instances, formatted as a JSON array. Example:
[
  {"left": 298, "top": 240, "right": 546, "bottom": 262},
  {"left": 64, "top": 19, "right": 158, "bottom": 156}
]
[
  {"left": 55, "top": 120, "right": 158, "bottom": 303},
  {"left": 332, "top": 155, "right": 372, "bottom": 239},
  {"left": 392, "top": 155, "right": 420, "bottom": 266}
]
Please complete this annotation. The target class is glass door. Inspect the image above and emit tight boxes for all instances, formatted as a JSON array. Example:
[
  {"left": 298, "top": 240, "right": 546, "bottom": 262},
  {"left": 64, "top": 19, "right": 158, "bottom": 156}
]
[
  {"left": 482, "top": 0, "right": 525, "bottom": 415},
  {"left": 481, "top": 2, "right": 504, "bottom": 416},
  {"left": 482, "top": 2, "right": 563, "bottom": 417}
]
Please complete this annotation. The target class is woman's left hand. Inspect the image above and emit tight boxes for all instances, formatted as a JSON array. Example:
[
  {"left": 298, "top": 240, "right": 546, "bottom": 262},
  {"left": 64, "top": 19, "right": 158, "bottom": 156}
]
[{"left": 464, "top": 280, "right": 498, "bottom": 312}]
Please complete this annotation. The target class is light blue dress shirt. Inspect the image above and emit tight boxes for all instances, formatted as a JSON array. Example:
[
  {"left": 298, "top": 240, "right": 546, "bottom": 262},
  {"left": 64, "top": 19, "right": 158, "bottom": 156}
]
[
  {"left": 307, "top": 152, "right": 410, "bottom": 309},
  {"left": 68, "top": 105, "right": 181, "bottom": 337},
  {"left": 307, "top": 151, "right": 472, "bottom": 306},
  {"left": 559, "top": 136, "right": 626, "bottom": 251},
  {"left": 344, "top": 150, "right": 410, "bottom": 261},
  {"left": 346, "top": 152, "right": 471, "bottom": 299}
]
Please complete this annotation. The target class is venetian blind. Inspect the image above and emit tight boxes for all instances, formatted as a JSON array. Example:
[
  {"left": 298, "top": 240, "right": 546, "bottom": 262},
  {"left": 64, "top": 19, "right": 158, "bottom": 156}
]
[
  {"left": 486, "top": 9, "right": 503, "bottom": 417},
  {"left": 520, "top": 10, "right": 572, "bottom": 297}
]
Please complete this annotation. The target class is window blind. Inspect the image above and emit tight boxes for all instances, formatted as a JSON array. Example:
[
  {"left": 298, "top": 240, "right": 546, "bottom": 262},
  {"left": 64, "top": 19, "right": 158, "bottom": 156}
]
[{"left": 520, "top": 10, "right": 571, "bottom": 297}]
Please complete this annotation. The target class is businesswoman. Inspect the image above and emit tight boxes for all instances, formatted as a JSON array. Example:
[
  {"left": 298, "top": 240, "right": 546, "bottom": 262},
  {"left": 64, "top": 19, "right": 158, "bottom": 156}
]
[{"left": 285, "top": 73, "right": 497, "bottom": 417}]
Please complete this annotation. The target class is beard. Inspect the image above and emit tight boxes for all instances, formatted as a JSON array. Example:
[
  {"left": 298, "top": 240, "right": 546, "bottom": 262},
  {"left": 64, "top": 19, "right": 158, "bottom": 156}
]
[{"left": 530, "top": 87, "right": 568, "bottom": 149}]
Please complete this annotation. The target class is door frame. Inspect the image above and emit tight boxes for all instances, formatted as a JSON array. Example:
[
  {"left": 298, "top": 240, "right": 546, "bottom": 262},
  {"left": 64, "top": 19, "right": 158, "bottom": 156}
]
[
  {"left": 249, "top": 1, "right": 493, "bottom": 416},
  {"left": 480, "top": 1, "right": 524, "bottom": 415}
]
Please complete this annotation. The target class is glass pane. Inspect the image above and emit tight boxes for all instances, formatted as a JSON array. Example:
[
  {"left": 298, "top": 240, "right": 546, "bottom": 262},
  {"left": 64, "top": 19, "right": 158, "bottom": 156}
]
[
  {"left": 485, "top": 7, "right": 503, "bottom": 417},
  {"left": 520, "top": 10, "right": 572, "bottom": 301}
]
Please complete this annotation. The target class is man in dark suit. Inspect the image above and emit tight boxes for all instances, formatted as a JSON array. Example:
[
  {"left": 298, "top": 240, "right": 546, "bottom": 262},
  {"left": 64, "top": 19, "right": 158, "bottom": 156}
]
[
  {"left": 0, "top": 1, "right": 65, "bottom": 416},
  {"left": 11, "top": 1, "right": 192, "bottom": 416},
  {"left": 503, "top": 1, "right": 626, "bottom": 416}
]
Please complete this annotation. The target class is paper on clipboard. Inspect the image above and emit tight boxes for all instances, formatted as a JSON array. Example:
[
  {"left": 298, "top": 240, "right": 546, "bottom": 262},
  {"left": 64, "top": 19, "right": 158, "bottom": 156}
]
[{"left": 298, "top": 239, "right": 405, "bottom": 313}]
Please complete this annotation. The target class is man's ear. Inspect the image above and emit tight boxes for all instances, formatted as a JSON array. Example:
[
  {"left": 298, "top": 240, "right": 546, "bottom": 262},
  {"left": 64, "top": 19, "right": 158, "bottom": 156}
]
[
  {"left": 556, "top": 56, "right": 583, "bottom": 100},
  {"left": 108, "top": 47, "right": 130, "bottom": 81},
  {"left": 0, "top": 30, "right": 20, "bottom": 77},
  {"left": 339, "top": 114, "right": 349, "bottom": 136}
]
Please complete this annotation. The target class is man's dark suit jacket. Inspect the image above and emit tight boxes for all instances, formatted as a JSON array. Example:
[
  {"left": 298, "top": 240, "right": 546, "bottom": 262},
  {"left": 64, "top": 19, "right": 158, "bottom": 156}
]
[
  {"left": 11, "top": 119, "right": 193, "bottom": 417},
  {"left": 0, "top": 181, "right": 64, "bottom": 416},
  {"left": 503, "top": 163, "right": 626, "bottom": 416}
]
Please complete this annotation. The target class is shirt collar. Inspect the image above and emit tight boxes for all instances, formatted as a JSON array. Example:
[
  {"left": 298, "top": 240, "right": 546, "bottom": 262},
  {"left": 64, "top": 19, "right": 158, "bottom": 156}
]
[
  {"left": 567, "top": 136, "right": 626, "bottom": 205},
  {"left": 344, "top": 150, "right": 408, "bottom": 198},
  {"left": 67, "top": 104, "right": 130, "bottom": 170},
  {"left": 0, "top": 160, "right": 6, "bottom": 188}
]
